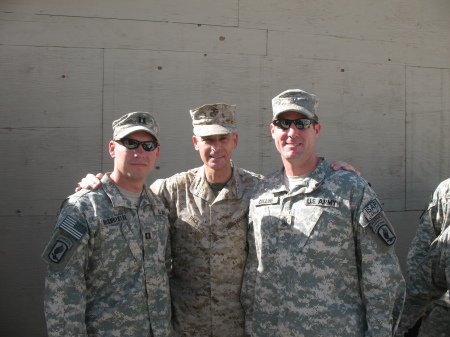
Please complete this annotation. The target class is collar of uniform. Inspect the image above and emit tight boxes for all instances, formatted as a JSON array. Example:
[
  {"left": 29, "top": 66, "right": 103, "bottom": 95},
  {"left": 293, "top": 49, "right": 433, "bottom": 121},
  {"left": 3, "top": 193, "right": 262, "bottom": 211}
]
[
  {"left": 101, "top": 173, "right": 142, "bottom": 209},
  {"left": 288, "top": 158, "right": 328, "bottom": 195},
  {"left": 271, "top": 158, "right": 329, "bottom": 196},
  {"left": 190, "top": 163, "right": 242, "bottom": 201}
]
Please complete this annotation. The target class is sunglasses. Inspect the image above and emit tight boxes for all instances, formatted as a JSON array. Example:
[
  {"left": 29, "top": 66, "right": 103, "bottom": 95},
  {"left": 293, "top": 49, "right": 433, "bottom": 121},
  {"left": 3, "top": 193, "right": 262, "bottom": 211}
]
[
  {"left": 115, "top": 138, "right": 159, "bottom": 152},
  {"left": 272, "top": 118, "right": 314, "bottom": 130}
]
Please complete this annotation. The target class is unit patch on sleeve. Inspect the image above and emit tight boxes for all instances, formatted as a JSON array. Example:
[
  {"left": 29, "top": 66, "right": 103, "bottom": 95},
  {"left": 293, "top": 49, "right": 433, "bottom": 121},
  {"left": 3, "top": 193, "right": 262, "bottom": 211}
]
[
  {"left": 48, "top": 235, "right": 73, "bottom": 263},
  {"left": 59, "top": 215, "right": 87, "bottom": 240},
  {"left": 362, "top": 199, "right": 383, "bottom": 222},
  {"left": 370, "top": 215, "right": 396, "bottom": 246}
]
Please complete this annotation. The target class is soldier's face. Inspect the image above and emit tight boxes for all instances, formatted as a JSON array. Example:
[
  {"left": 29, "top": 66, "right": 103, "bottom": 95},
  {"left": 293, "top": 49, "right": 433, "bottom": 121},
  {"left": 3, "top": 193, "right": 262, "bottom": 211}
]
[
  {"left": 110, "top": 131, "right": 160, "bottom": 184},
  {"left": 192, "top": 133, "right": 238, "bottom": 171},
  {"left": 270, "top": 111, "right": 320, "bottom": 167}
]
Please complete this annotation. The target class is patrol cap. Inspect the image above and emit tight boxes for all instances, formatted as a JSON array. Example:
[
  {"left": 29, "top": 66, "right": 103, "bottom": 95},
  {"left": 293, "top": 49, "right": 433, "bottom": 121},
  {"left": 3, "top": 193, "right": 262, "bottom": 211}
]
[
  {"left": 272, "top": 89, "right": 319, "bottom": 122},
  {"left": 190, "top": 103, "right": 237, "bottom": 136},
  {"left": 113, "top": 111, "right": 160, "bottom": 143}
]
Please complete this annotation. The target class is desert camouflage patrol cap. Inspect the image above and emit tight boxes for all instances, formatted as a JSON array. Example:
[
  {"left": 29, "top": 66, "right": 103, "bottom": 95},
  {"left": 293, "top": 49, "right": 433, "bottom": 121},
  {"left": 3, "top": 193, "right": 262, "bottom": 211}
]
[
  {"left": 190, "top": 103, "right": 237, "bottom": 136},
  {"left": 272, "top": 89, "right": 319, "bottom": 122},
  {"left": 113, "top": 111, "right": 160, "bottom": 142}
]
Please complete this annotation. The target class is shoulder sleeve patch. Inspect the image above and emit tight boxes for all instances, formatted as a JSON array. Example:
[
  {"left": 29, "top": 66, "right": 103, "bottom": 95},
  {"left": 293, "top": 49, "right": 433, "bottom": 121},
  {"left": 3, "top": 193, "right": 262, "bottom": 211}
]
[
  {"left": 59, "top": 215, "right": 87, "bottom": 240},
  {"left": 41, "top": 232, "right": 84, "bottom": 272},
  {"left": 362, "top": 198, "right": 383, "bottom": 222}
]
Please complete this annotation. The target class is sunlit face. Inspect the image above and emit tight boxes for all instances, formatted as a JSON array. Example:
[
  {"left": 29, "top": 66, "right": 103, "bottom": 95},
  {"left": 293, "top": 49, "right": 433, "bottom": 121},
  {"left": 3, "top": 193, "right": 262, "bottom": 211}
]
[
  {"left": 192, "top": 133, "right": 238, "bottom": 172},
  {"left": 109, "top": 130, "right": 160, "bottom": 186},
  {"left": 270, "top": 111, "right": 321, "bottom": 170}
]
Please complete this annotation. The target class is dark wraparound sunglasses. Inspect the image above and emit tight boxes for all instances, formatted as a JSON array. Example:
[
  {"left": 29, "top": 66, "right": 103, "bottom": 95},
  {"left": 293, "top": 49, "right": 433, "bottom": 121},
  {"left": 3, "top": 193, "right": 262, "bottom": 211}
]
[
  {"left": 114, "top": 138, "right": 159, "bottom": 152},
  {"left": 272, "top": 118, "right": 314, "bottom": 130}
]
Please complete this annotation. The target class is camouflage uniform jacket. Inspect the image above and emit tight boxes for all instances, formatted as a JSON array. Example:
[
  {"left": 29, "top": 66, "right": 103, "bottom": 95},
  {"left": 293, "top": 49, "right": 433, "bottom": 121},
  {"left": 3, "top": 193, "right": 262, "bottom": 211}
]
[
  {"left": 151, "top": 164, "right": 263, "bottom": 337},
  {"left": 42, "top": 174, "right": 173, "bottom": 337},
  {"left": 398, "top": 226, "right": 450, "bottom": 336},
  {"left": 396, "top": 178, "right": 450, "bottom": 336},
  {"left": 241, "top": 158, "right": 405, "bottom": 337}
]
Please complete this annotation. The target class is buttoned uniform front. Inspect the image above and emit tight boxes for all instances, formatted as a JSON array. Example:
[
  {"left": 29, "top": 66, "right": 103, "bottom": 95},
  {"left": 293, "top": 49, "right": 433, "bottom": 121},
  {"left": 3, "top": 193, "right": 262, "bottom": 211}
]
[
  {"left": 151, "top": 164, "right": 263, "bottom": 337},
  {"left": 43, "top": 174, "right": 172, "bottom": 337},
  {"left": 396, "top": 178, "right": 450, "bottom": 337},
  {"left": 241, "top": 158, "right": 405, "bottom": 337}
]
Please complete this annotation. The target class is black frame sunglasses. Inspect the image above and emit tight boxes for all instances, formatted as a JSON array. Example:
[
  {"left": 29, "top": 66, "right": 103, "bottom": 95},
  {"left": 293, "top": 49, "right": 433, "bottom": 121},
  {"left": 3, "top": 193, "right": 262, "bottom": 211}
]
[
  {"left": 115, "top": 138, "right": 159, "bottom": 152},
  {"left": 272, "top": 118, "right": 314, "bottom": 130}
]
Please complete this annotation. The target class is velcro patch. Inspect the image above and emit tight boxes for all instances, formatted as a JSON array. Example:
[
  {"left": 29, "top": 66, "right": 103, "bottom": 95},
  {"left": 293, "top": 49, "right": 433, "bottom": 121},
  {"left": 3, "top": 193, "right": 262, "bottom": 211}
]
[
  {"left": 370, "top": 216, "right": 396, "bottom": 246},
  {"left": 363, "top": 199, "right": 383, "bottom": 222},
  {"left": 59, "top": 215, "right": 87, "bottom": 240},
  {"left": 306, "top": 197, "right": 339, "bottom": 208},
  {"left": 48, "top": 235, "right": 73, "bottom": 263},
  {"left": 154, "top": 206, "right": 168, "bottom": 216},
  {"left": 256, "top": 197, "right": 279, "bottom": 206}
]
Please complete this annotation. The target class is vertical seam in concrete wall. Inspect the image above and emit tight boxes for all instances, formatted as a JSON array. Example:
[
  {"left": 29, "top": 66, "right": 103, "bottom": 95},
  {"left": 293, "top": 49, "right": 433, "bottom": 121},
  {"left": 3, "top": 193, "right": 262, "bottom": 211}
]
[{"left": 404, "top": 64, "right": 407, "bottom": 210}]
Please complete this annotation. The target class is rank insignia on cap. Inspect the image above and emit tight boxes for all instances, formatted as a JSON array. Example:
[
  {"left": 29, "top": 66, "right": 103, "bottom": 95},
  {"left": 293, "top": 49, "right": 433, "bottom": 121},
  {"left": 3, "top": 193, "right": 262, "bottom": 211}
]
[
  {"left": 59, "top": 215, "right": 87, "bottom": 240},
  {"left": 48, "top": 235, "right": 73, "bottom": 263}
]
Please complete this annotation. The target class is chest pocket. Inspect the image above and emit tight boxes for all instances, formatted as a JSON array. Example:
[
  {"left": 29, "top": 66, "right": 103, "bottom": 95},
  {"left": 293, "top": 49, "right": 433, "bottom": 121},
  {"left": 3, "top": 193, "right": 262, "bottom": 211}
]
[{"left": 95, "top": 216, "right": 142, "bottom": 268}]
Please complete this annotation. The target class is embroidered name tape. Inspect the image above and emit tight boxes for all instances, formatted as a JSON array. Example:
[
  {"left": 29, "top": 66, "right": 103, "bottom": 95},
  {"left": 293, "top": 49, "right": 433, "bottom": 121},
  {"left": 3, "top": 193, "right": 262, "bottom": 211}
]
[
  {"left": 103, "top": 214, "right": 128, "bottom": 225},
  {"left": 59, "top": 216, "right": 87, "bottom": 240},
  {"left": 257, "top": 197, "right": 279, "bottom": 206},
  {"left": 306, "top": 198, "right": 339, "bottom": 208}
]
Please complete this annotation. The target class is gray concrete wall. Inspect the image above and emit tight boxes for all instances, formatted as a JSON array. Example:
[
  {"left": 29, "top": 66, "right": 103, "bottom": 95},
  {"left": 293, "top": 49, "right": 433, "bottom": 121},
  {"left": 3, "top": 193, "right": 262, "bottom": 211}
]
[{"left": 1, "top": 1, "right": 449, "bottom": 335}]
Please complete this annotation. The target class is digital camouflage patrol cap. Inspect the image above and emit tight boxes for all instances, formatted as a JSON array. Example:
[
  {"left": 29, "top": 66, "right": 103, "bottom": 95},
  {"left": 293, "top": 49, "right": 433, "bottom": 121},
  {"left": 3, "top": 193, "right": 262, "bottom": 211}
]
[
  {"left": 113, "top": 111, "right": 160, "bottom": 143},
  {"left": 190, "top": 103, "right": 237, "bottom": 136},
  {"left": 272, "top": 89, "right": 319, "bottom": 122}
]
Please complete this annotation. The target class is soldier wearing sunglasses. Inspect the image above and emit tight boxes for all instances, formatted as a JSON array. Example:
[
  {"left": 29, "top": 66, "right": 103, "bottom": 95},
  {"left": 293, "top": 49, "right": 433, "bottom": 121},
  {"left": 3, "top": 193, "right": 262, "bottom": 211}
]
[
  {"left": 241, "top": 89, "right": 405, "bottom": 336},
  {"left": 42, "top": 112, "right": 173, "bottom": 336},
  {"left": 76, "top": 104, "right": 358, "bottom": 336}
]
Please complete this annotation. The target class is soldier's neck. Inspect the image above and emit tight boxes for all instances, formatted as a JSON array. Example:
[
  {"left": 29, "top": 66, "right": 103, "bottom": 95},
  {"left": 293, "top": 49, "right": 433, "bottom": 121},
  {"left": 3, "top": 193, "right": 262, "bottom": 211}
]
[{"left": 204, "top": 164, "right": 233, "bottom": 183}]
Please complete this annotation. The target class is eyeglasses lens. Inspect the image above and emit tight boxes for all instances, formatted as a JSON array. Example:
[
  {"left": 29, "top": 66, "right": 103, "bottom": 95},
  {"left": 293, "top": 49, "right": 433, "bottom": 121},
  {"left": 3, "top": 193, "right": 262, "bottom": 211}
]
[
  {"left": 119, "top": 138, "right": 158, "bottom": 151},
  {"left": 273, "top": 118, "right": 312, "bottom": 130}
]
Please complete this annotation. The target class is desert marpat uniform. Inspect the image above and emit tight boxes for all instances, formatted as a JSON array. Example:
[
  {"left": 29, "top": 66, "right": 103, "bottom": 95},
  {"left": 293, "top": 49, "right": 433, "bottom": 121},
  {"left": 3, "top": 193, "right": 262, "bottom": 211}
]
[
  {"left": 241, "top": 158, "right": 405, "bottom": 337},
  {"left": 151, "top": 164, "right": 263, "bottom": 337},
  {"left": 42, "top": 174, "right": 172, "bottom": 337},
  {"left": 396, "top": 178, "right": 450, "bottom": 337}
]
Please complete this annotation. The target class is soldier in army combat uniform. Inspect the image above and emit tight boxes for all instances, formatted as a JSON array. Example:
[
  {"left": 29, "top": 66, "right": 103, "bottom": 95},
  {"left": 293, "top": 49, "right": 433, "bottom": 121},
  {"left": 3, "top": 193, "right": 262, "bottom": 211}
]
[
  {"left": 396, "top": 179, "right": 450, "bottom": 337},
  {"left": 241, "top": 89, "right": 405, "bottom": 337},
  {"left": 42, "top": 112, "right": 173, "bottom": 336}
]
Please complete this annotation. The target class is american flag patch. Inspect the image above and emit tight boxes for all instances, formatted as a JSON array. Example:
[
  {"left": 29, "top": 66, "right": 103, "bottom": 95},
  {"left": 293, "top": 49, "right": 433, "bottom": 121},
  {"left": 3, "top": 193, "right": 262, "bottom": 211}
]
[{"left": 59, "top": 216, "right": 87, "bottom": 240}]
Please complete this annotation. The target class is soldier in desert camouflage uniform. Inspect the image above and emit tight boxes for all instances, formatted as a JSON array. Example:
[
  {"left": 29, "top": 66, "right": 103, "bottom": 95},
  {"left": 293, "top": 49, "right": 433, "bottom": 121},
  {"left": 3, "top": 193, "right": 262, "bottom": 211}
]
[
  {"left": 42, "top": 112, "right": 172, "bottom": 336},
  {"left": 150, "top": 104, "right": 263, "bottom": 336},
  {"left": 241, "top": 89, "right": 405, "bottom": 337},
  {"left": 396, "top": 179, "right": 450, "bottom": 337},
  {"left": 77, "top": 104, "right": 357, "bottom": 337}
]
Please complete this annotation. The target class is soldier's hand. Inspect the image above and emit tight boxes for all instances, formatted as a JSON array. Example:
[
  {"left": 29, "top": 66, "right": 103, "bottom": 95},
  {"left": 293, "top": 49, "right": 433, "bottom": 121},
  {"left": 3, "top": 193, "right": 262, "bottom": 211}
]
[
  {"left": 330, "top": 161, "right": 361, "bottom": 176},
  {"left": 75, "top": 173, "right": 104, "bottom": 192}
]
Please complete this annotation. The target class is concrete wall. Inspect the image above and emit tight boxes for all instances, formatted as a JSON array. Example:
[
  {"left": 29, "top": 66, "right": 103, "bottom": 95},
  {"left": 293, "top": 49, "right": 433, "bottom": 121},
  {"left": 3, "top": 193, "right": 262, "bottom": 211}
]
[{"left": 1, "top": 1, "right": 449, "bottom": 335}]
